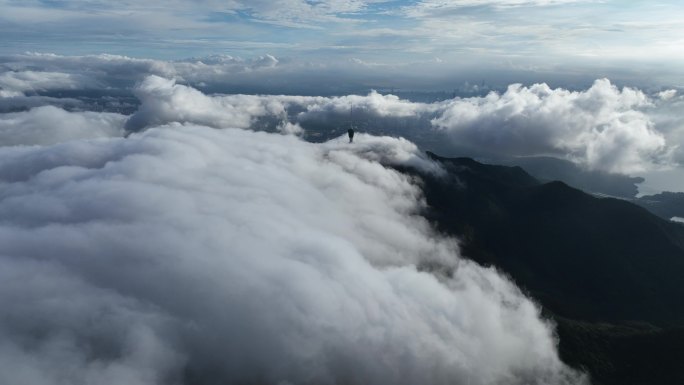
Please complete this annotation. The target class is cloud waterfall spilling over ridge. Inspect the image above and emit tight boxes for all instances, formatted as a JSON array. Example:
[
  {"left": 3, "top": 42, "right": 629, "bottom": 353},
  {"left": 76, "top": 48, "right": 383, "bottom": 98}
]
[{"left": 0, "top": 124, "right": 584, "bottom": 385}]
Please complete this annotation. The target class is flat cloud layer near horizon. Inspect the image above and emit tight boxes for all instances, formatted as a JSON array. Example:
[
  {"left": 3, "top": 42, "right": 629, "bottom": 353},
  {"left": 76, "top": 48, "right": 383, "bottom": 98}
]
[{"left": 0, "top": 123, "right": 585, "bottom": 385}]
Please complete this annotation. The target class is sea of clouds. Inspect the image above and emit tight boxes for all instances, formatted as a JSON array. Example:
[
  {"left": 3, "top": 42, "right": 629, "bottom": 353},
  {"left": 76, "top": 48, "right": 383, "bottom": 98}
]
[
  {"left": 2, "top": 52, "right": 682, "bottom": 174},
  {"left": 3, "top": 51, "right": 683, "bottom": 384},
  {"left": 0, "top": 127, "right": 583, "bottom": 385}
]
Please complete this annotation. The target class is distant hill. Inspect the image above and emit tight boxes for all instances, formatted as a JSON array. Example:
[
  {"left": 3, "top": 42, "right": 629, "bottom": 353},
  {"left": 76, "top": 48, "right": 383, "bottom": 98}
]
[
  {"left": 501, "top": 156, "right": 644, "bottom": 199},
  {"left": 405, "top": 153, "right": 684, "bottom": 385},
  {"left": 634, "top": 191, "right": 684, "bottom": 221}
]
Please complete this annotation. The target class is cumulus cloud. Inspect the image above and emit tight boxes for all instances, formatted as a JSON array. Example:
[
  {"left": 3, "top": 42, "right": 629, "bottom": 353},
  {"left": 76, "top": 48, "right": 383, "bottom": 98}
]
[
  {"left": 0, "top": 106, "right": 126, "bottom": 146},
  {"left": 277, "top": 120, "right": 304, "bottom": 135},
  {"left": 0, "top": 94, "right": 83, "bottom": 113},
  {"left": 0, "top": 88, "right": 23, "bottom": 98},
  {"left": 646, "top": 90, "right": 684, "bottom": 166},
  {"left": 126, "top": 75, "right": 434, "bottom": 132},
  {"left": 122, "top": 74, "right": 675, "bottom": 174},
  {"left": 0, "top": 64, "right": 100, "bottom": 111},
  {"left": 0, "top": 124, "right": 584, "bottom": 385},
  {"left": 321, "top": 133, "right": 446, "bottom": 176},
  {"left": 432, "top": 79, "right": 671, "bottom": 173},
  {"left": 299, "top": 90, "right": 438, "bottom": 119},
  {"left": 280, "top": 79, "right": 675, "bottom": 174},
  {"left": 3, "top": 53, "right": 679, "bottom": 175},
  {"left": 658, "top": 89, "right": 677, "bottom": 101},
  {"left": 125, "top": 75, "right": 298, "bottom": 131},
  {"left": 0, "top": 70, "right": 94, "bottom": 94}
]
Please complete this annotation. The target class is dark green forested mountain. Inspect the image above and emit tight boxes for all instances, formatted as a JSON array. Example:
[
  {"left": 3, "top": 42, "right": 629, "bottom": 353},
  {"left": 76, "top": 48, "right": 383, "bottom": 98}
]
[{"left": 409, "top": 153, "right": 684, "bottom": 385}]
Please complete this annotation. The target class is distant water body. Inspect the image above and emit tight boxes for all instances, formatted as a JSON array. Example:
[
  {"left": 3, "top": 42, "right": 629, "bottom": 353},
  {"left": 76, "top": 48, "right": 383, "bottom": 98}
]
[{"left": 637, "top": 167, "right": 684, "bottom": 197}]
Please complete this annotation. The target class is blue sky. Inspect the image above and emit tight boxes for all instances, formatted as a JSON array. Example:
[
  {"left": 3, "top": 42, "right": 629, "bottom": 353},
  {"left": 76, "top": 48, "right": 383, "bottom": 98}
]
[{"left": 1, "top": 1, "right": 683, "bottom": 86}]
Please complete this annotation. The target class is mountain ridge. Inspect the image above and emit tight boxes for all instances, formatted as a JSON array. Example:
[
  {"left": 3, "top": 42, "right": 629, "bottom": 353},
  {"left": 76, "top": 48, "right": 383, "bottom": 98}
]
[{"left": 407, "top": 152, "right": 684, "bottom": 385}]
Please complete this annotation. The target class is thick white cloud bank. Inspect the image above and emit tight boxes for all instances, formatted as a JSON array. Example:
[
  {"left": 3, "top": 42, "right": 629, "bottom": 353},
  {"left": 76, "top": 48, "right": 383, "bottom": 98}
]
[
  {"left": 0, "top": 70, "right": 93, "bottom": 93},
  {"left": 289, "top": 78, "right": 677, "bottom": 175},
  {"left": 432, "top": 79, "right": 671, "bottom": 174},
  {"left": 3, "top": 53, "right": 683, "bottom": 176},
  {"left": 125, "top": 76, "right": 303, "bottom": 131},
  {"left": 0, "top": 124, "right": 584, "bottom": 385},
  {"left": 125, "top": 75, "right": 433, "bottom": 133},
  {"left": 0, "top": 106, "right": 126, "bottom": 146},
  {"left": 120, "top": 72, "right": 677, "bottom": 175}
]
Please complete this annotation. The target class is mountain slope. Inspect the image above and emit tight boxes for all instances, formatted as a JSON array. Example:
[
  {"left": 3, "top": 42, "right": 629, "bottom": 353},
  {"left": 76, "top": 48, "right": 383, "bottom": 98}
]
[
  {"left": 407, "top": 153, "right": 684, "bottom": 385},
  {"left": 635, "top": 191, "right": 684, "bottom": 221},
  {"left": 420, "top": 152, "right": 684, "bottom": 324}
]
